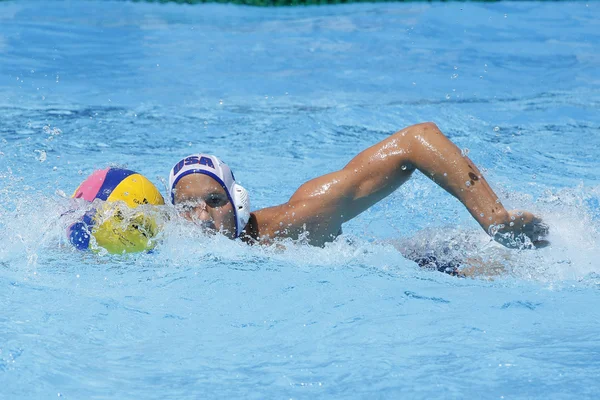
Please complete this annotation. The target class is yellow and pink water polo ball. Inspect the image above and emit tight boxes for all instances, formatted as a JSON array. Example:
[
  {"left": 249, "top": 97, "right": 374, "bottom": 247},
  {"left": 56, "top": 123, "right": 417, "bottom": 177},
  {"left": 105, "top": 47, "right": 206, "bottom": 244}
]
[{"left": 67, "top": 168, "right": 165, "bottom": 254}]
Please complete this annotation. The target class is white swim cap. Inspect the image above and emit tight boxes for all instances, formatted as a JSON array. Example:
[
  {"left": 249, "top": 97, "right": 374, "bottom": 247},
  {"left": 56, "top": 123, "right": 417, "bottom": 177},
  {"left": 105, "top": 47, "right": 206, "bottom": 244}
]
[{"left": 169, "top": 154, "right": 250, "bottom": 238}]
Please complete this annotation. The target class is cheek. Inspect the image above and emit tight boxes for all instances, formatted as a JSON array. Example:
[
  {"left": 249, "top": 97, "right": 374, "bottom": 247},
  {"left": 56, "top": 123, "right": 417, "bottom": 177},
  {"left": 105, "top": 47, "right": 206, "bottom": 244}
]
[{"left": 213, "top": 206, "right": 235, "bottom": 226}]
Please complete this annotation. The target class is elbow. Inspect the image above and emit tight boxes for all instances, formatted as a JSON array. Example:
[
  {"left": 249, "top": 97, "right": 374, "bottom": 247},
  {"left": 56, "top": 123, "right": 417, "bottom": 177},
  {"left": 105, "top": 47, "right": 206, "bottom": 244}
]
[
  {"left": 415, "top": 121, "right": 440, "bottom": 133},
  {"left": 395, "top": 122, "right": 442, "bottom": 146}
]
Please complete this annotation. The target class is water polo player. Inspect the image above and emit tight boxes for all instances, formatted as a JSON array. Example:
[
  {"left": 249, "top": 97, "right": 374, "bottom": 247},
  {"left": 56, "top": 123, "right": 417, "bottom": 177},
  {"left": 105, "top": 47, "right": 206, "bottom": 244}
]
[{"left": 169, "top": 122, "right": 549, "bottom": 249}]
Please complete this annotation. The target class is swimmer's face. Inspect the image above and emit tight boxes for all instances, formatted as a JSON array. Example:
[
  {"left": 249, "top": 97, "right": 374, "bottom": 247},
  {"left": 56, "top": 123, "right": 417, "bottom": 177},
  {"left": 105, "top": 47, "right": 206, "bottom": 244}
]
[{"left": 173, "top": 174, "right": 236, "bottom": 239}]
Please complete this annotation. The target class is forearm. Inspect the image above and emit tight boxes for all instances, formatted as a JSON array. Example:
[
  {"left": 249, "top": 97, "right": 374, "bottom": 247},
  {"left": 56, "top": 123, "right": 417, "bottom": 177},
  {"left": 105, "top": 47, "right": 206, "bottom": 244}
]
[{"left": 403, "top": 123, "right": 509, "bottom": 232}]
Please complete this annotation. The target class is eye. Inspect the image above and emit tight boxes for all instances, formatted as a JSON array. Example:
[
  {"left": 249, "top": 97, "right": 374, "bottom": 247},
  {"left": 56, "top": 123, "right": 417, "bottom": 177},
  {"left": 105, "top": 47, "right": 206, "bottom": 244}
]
[{"left": 206, "top": 193, "right": 227, "bottom": 208}]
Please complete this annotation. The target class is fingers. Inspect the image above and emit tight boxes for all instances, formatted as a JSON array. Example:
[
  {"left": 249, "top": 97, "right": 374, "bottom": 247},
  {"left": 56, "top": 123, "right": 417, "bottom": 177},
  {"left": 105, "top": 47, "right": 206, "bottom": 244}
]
[{"left": 496, "top": 211, "right": 550, "bottom": 249}]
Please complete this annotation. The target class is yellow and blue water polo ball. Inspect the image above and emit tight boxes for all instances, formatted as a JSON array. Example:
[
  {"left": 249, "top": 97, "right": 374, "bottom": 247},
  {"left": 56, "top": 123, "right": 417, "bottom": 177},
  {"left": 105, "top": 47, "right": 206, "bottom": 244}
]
[{"left": 67, "top": 168, "right": 165, "bottom": 254}]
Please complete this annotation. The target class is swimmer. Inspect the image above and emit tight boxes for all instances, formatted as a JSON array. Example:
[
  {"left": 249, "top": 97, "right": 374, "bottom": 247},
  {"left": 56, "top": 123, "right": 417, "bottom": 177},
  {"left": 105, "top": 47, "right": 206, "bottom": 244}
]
[{"left": 169, "top": 122, "right": 549, "bottom": 249}]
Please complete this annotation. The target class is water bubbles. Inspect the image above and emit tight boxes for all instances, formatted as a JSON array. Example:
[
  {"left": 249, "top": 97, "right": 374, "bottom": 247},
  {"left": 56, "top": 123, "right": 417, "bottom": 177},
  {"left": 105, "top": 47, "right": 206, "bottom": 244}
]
[
  {"left": 532, "top": 174, "right": 537, "bottom": 180},
  {"left": 461, "top": 148, "right": 470, "bottom": 157},
  {"left": 445, "top": 94, "right": 451, "bottom": 100},
  {"left": 35, "top": 150, "right": 47, "bottom": 162},
  {"left": 188, "top": 142, "right": 192, "bottom": 147},
  {"left": 493, "top": 126, "right": 500, "bottom": 132},
  {"left": 43, "top": 125, "right": 62, "bottom": 137},
  {"left": 504, "top": 14, "right": 508, "bottom": 18}
]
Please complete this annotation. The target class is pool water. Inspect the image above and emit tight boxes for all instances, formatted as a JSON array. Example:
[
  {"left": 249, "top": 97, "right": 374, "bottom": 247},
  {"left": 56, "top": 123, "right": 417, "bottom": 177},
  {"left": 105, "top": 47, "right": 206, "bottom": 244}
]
[{"left": 1, "top": 1, "right": 600, "bottom": 398}]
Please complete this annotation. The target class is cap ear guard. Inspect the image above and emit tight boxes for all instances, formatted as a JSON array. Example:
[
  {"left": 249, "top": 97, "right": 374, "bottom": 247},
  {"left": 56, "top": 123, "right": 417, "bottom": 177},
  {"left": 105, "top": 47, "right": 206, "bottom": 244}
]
[{"left": 233, "top": 183, "right": 250, "bottom": 236}]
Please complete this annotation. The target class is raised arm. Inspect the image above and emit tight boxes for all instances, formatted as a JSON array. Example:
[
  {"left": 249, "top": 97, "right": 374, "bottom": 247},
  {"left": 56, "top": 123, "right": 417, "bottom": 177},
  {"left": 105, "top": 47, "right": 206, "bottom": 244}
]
[{"left": 251, "top": 122, "right": 547, "bottom": 246}]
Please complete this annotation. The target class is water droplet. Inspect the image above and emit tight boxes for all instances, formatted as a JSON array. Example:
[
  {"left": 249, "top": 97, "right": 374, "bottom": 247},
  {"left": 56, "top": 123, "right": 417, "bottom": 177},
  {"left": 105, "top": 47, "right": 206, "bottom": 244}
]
[
  {"left": 35, "top": 150, "right": 47, "bottom": 162},
  {"left": 461, "top": 148, "right": 470, "bottom": 157},
  {"left": 493, "top": 126, "right": 500, "bottom": 132},
  {"left": 509, "top": 222, "right": 515, "bottom": 227},
  {"left": 443, "top": 172, "right": 448, "bottom": 177},
  {"left": 465, "top": 181, "right": 471, "bottom": 187},
  {"left": 445, "top": 94, "right": 451, "bottom": 100},
  {"left": 401, "top": 165, "right": 407, "bottom": 171},
  {"left": 532, "top": 174, "right": 537, "bottom": 180},
  {"left": 480, "top": 213, "right": 485, "bottom": 217},
  {"left": 78, "top": 170, "right": 83, "bottom": 175}
]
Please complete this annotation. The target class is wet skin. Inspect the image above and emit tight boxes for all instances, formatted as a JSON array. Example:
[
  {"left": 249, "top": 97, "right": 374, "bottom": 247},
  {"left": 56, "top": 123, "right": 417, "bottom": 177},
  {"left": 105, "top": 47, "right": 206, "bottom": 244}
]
[
  {"left": 173, "top": 174, "right": 237, "bottom": 239},
  {"left": 175, "top": 122, "right": 548, "bottom": 248}
]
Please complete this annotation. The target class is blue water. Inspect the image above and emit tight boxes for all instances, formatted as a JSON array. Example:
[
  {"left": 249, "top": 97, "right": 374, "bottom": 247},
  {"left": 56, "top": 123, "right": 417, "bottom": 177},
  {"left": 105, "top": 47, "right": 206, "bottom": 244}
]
[{"left": 1, "top": 0, "right": 600, "bottom": 398}]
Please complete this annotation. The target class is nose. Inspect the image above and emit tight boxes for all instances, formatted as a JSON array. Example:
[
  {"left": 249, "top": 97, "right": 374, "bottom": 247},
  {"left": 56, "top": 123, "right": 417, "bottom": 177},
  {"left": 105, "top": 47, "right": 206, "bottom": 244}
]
[
  {"left": 191, "top": 201, "right": 211, "bottom": 222},
  {"left": 187, "top": 202, "right": 217, "bottom": 231}
]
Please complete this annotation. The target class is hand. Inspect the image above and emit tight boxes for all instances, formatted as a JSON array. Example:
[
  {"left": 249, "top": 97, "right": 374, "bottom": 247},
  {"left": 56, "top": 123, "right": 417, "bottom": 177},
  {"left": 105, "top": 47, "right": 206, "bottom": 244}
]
[{"left": 492, "top": 210, "right": 550, "bottom": 249}]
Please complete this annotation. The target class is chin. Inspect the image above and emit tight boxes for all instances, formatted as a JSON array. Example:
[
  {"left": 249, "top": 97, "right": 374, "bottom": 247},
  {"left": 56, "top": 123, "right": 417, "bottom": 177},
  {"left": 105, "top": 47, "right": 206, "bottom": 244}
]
[{"left": 220, "top": 229, "right": 237, "bottom": 240}]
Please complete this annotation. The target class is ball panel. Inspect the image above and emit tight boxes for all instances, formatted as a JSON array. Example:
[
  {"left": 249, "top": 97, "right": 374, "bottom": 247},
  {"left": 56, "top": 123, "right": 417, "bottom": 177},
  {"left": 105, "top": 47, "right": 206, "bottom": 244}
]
[
  {"left": 107, "top": 173, "right": 165, "bottom": 208},
  {"left": 72, "top": 168, "right": 109, "bottom": 201},
  {"left": 67, "top": 222, "right": 92, "bottom": 250},
  {"left": 92, "top": 205, "right": 159, "bottom": 254}
]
